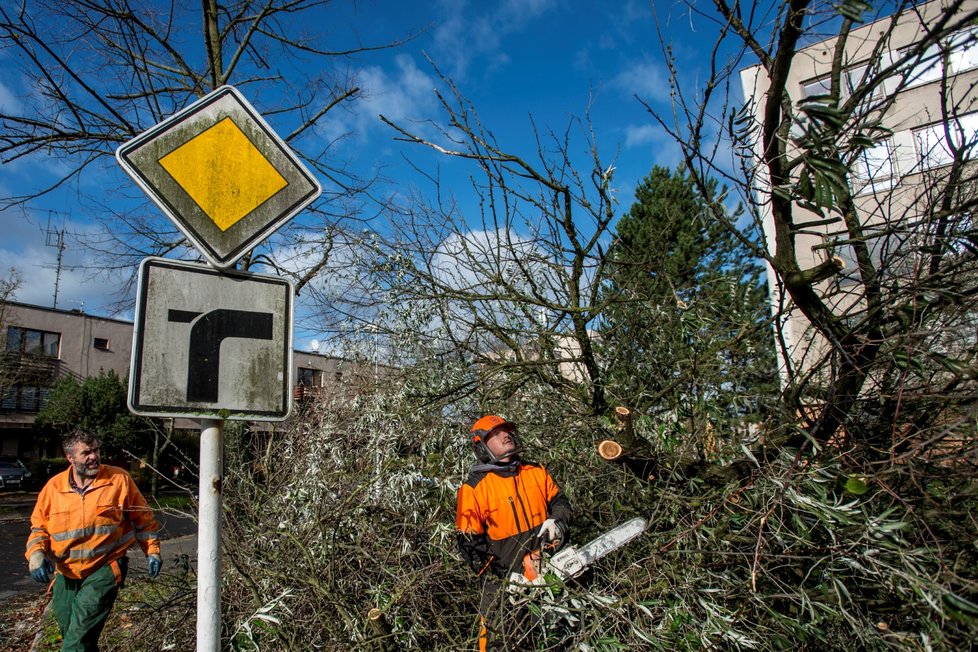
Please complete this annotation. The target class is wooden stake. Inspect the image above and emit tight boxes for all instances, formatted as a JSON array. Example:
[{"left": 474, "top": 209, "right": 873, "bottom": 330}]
[
  {"left": 614, "top": 406, "right": 636, "bottom": 448},
  {"left": 598, "top": 439, "right": 624, "bottom": 461}
]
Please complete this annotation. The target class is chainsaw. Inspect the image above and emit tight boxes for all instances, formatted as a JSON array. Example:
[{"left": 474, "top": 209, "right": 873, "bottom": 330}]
[{"left": 519, "top": 516, "right": 648, "bottom": 583}]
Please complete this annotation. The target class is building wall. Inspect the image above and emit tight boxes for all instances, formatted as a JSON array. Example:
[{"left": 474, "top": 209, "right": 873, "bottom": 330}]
[
  {"left": 4, "top": 302, "right": 134, "bottom": 379},
  {"left": 292, "top": 349, "right": 394, "bottom": 403},
  {"left": 740, "top": 0, "right": 978, "bottom": 383}
]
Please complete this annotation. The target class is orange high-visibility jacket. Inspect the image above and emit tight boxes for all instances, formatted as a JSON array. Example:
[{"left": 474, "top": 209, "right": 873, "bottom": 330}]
[
  {"left": 25, "top": 465, "right": 161, "bottom": 580},
  {"left": 456, "top": 461, "right": 571, "bottom": 577}
]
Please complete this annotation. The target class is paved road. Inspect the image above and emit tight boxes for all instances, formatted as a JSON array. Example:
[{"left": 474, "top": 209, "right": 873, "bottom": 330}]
[{"left": 0, "top": 492, "right": 197, "bottom": 600}]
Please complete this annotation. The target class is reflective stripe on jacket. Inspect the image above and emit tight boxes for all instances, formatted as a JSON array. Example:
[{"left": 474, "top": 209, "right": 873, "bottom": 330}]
[
  {"left": 26, "top": 465, "right": 161, "bottom": 580},
  {"left": 456, "top": 460, "right": 571, "bottom": 577}
]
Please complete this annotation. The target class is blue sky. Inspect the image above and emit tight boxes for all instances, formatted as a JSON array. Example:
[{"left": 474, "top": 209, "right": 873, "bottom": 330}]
[{"left": 0, "top": 0, "right": 735, "bottom": 340}]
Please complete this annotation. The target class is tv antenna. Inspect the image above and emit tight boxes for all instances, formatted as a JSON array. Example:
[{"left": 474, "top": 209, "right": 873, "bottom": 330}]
[{"left": 45, "top": 211, "right": 67, "bottom": 309}]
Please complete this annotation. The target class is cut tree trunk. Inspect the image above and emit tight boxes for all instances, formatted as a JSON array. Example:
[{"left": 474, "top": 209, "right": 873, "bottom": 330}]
[{"left": 597, "top": 407, "right": 657, "bottom": 480}]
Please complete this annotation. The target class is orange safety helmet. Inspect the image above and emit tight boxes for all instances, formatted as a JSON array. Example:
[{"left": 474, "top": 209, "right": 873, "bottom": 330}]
[{"left": 470, "top": 415, "right": 521, "bottom": 463}]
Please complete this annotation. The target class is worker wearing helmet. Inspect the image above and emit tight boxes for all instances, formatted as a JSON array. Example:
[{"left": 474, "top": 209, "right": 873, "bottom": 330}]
[{"left": 456, "top": 415, "right": 572, "bottom": 650}]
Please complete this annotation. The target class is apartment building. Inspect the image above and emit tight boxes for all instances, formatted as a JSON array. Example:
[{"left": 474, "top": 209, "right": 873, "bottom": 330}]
[
  {"left": 740, "top": 0, "right": 978, "bottom": 383},
  {"left": 1, "top": 302, "right": 134, "bottom": 456},
  {"left": 1, "top": 300, "right": 385, "bottom": 460}
]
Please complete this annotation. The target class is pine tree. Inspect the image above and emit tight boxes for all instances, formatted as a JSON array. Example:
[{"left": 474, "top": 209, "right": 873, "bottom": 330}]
[{"left": 600, "top": 166, "right": 775, "bottom": 448}]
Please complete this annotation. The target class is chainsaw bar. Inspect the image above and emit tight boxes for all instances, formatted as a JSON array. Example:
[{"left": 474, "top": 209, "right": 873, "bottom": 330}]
[{"left": 548, "top": 516, "right": 648, "bottom": 579}]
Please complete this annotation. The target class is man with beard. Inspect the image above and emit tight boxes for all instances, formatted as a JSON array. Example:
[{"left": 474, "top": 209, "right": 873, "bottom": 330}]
[{"left": 26, "top": 430, "right": 162, "bottom": 652}]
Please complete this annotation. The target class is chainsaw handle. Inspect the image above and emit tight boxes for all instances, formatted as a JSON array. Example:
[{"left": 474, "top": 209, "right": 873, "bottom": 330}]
[{"left": 521, "top": 549, "right": 542, "bottom": 581}]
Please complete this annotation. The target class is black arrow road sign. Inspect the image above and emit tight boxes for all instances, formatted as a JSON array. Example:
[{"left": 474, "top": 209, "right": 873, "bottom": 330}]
[{"left": 129, "top": 258, "right": 293, "bottom": 420}]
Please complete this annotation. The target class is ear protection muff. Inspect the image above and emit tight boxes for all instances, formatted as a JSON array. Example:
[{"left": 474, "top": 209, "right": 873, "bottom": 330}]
[{"left": 471, "top": 434, "right": 495, "bottom": 464}]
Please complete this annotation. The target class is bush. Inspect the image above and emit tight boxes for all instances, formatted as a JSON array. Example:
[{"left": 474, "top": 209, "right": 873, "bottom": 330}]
[{"left": 71, "top": 380, "right": 977, "bottom": 650}]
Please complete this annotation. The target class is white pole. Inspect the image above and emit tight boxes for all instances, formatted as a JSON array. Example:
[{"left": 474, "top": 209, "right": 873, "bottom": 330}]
[{"left": 197, "top": 418, "right": 224, "bottom": 651}]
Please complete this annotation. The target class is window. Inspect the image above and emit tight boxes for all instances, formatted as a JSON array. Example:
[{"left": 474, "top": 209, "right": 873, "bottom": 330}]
[
  {"left": 844, "top": 65, "right": 869, "bottom": 96},
  {"left": 3, "top": 327, "right": 59, "bottom": 414},
  {"left": 804, "top": 28, "right": 978, "bottom": 102},
  {"left": 830, "top": 228, "right": 908, "bottom": 289},
  {"left": 801, "top": 76, "right": 832, "bottom": 99},
  {"left": 914, "top": 112, "right": 978, "bottom": 169},
  {"left": 946, "top": 212, "right": 978, "bottom": 255},
  {"left": 800, "top": 65, "right": 880, "bottom": 101},
  {"left": 903, "top": 42, "right": 942, "bottom": 89},
  {"left": 853, "top": 140, "right": 894, "bottom": 179},
  {"left": 948, "top": 28, "right": 978, "bottom": 74},
  {"left": 5, "top": 327, "right": 60, "bottom": 357},
  {"left": 903, "top": 27, "right": 978, "bottom": 90},
  {"left": 93, "top": 337, "right": 109, "bottom": 350},
  {"left": 297, "top": 367, "right": 322, "bottom": 387},
  {"left": 852, "top": 139, "right": 895, "bottom": 195}
]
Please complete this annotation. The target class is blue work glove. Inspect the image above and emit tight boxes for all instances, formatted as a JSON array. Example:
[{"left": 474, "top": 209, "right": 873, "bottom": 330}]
[
  {"left": 29, "top": 551, "right": 54, "bottom": 583},
  {"left": 147, "top": 554, "right": 162, "bottom": 578}
]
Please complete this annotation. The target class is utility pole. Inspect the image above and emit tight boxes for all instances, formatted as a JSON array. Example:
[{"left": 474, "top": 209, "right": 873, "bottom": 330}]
[{"left": 44, "top": 212, "right": 66, "bottom": 309}]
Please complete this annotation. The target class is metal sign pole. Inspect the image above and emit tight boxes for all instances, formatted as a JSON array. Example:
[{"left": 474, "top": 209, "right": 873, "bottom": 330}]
[{"left": 197, "top": 418, "right": 224, "bottom": 651}]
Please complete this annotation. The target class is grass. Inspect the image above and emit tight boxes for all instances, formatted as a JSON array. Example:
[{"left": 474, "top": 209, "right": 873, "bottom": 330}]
[
  {"left": 0, "top": 591, "right": 49, "bottom": 652},
  {"left": 150, "top": 494, "right": 194, "bottom": 511}
]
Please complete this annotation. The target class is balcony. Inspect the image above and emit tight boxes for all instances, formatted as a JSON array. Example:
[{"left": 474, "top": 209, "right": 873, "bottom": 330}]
[{"left": 0, "top": 353, "right": 75, "bottom": 414}]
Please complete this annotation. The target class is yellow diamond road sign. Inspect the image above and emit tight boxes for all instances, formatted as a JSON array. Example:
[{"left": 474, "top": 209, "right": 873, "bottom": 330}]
[
  {"left": 159, "top": 117, "right": 289, "bottom": 232},
  {"left": 116, "top": 86, "right": 321, "bottom": 268}
]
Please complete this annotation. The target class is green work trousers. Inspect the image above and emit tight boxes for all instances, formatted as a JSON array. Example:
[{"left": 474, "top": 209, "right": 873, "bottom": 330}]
[{"left": 52, "top": 558, "right": 126, "bottom": 652}]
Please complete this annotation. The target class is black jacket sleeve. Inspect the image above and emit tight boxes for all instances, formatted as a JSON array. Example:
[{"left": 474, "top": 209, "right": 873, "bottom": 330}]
[
  {"left": 548, "top": 492, "right": 572, "bottom": 525},
  {"left": 547, "top": 492, "right": 573, "bottom": 548},
  {"left": 457, "top": 531, "right": 504, "bottom": 577}
]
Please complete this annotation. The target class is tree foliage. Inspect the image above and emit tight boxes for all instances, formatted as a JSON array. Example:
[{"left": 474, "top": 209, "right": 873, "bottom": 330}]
[
  {"left": 647, "top": 0, "right": 978, "bottom": 451},
  {"left": 7, "top": 2, "right": 978, "bottom": 651},
  {"left": 368, "top": 68, "right": 619, "bottom": 415},
  {"left": 0, "top": 268, "right": 24, "bottom": 396},
  {"left": 599, "top": 165, "right": 775, "bottom": 433},
  {"left": 34, "top": 369, "right": 147, "bottom": 457},
  {"left": 65, "top": 374, "right": 978, "bottom": 651}
]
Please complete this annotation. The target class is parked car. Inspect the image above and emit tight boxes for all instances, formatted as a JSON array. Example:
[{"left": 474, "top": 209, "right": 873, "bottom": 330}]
[{"left": 0, "top": 461, "right": 31, "bottom": 489}]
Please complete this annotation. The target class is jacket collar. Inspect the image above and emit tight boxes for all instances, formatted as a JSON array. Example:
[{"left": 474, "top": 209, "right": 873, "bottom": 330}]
[{"left": 469, "top": 459, "right": 520, "bottom": 476}]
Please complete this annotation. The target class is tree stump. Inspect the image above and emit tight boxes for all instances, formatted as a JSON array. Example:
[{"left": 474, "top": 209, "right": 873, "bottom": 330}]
[
  {"left": 598, "top": 406, "right": 656, "bottom": 481},
  {"left": 366, "top": 607, "right": 394, "bottom": 651}
]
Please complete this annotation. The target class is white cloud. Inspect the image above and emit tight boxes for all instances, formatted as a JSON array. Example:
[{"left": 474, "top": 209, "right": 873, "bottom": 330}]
[
  {"left": 318, "top": 54, "right": 437, "bottom": 146},
  {"left": 0, "top": 213, "right": 128, "bottom": 316},
  {"left": 430, "top": 0, "right": 557, "bottom": 80},
  {"left": 610, "top": 59, "right": 671, "bottom": 104},
  {"left": 500, "top": 0, "right": 555, "bottom": 20},
  {"left": 0, "top": 79, "right": 19, "bottom": 113},
  {"left": 621, "top": 123, "right": 682, "bottom": 169},
  {"left": 260, "top": 225, "right": 382, "bottom": 338},
  {"left": 623, "top": 124, "right": 658, "bottom": 148},
  {"left": 607, "top": 0, "right": 651, "bottom": 46},
  {"left": 430, "top": 226, "right": 571, "bottom": 313}
]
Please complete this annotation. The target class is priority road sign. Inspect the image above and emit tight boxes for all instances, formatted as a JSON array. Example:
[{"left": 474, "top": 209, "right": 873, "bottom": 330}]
[
  {"left": 129, "top": 257, "right": 294, "bottom": 420},
  {"left": 116, "top": 86, "right": 321, "bottom": 268}
]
